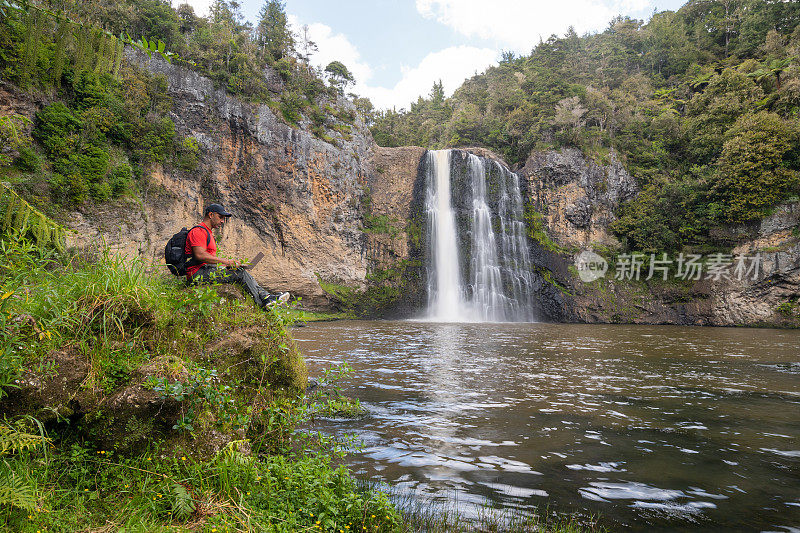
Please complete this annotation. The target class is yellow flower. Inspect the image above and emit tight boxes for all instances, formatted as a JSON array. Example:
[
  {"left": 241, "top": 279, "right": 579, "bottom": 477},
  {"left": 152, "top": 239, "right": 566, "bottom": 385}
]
[{"left": 181, "top": 456, "right": 186, "bottom": 461}]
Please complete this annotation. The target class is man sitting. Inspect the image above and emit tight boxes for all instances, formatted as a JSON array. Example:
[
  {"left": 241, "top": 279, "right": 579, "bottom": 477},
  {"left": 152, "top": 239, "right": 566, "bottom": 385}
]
[{"left": 186, "top": 203, "right": 289, "bottom": 307}]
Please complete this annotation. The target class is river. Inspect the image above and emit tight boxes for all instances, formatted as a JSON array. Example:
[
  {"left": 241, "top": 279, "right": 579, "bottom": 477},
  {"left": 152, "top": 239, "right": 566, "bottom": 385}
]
[{"left": 293, "top": 320, "right": 800, "bottom": 531}]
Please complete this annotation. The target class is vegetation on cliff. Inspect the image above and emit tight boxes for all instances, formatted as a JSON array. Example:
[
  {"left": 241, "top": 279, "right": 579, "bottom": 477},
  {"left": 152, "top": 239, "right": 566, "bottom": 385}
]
[
  {"left": 0, "top": 0, "right": 361, "bottom": 214},
  {"left": 371, "top": 0, "right": 800, "bottom": 253}
]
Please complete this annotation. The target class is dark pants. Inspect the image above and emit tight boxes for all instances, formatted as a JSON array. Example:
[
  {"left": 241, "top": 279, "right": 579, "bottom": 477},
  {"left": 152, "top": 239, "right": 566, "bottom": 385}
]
[{"left": 191, "top": 265, "right": 271, "bottom": 307}]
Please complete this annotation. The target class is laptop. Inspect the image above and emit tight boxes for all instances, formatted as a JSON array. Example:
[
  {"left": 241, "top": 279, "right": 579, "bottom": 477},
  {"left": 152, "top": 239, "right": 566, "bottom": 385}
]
[{"left": 243, "top": 252, "right": 264, "bottom": 270}]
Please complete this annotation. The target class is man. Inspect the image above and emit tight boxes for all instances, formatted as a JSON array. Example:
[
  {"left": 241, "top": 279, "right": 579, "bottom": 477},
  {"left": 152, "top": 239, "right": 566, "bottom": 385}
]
[{"left": 186, "top": 203, "right": 290, "bottom": 307}]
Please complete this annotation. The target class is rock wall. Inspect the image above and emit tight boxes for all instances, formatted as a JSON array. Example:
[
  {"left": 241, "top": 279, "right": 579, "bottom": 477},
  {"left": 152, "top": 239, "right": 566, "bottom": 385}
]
[
  {"left": 520, "top": 148, "right": 637, "bottom": 250},
  {"left": 69, "top": 49, "right": 377, "bottom": 308},
  {"left": 518, "top": 148, "right": 800, "bottom": 327}
]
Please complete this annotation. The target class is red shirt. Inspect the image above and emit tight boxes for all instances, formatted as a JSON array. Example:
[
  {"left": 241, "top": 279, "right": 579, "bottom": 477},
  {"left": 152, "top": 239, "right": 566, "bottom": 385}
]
[{"left": 185, "top": 223, "right": 216, "bottom": 278}]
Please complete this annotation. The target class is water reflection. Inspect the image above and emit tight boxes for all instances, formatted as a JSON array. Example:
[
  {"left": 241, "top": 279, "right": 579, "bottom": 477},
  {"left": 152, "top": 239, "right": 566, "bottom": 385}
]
[{"left": 295, "top": 321, "right": 800, "bottom": 531}]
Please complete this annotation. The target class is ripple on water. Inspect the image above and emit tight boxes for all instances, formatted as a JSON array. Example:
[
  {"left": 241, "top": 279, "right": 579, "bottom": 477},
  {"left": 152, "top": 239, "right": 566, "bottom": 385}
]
[
  {"left": 566, "top": 462, "right": 626, "bottom": 473},
  {"left": 296, "top": 321, "right": 800, "bottom": 531},
  {"left": 579, "top": 481, "right": 686, "bottom": 502}
]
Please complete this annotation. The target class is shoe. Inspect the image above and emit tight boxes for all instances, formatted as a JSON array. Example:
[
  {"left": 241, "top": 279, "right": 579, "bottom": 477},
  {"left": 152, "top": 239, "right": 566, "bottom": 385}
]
[{"left": 264, "top": 292, "right": 291, "bottom": 307}]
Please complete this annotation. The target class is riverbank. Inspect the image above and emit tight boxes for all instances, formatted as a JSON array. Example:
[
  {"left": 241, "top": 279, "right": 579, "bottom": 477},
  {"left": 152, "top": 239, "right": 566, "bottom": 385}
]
[
  {"left": 0, "top": 232, "right": 604, "bottom": 532},
  {"left": 0, "top": 231, "right": 401, "bottom": 531}
]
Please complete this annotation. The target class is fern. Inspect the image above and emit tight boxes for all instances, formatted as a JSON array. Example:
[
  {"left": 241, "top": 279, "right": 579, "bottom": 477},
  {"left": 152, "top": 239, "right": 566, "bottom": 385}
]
[
  {"left": 0, "top": 420, "right": 46, "bottom": 512},
  {"left": 0, "top": 183, "right": 66, "bottom": 252},
  {"left": 0, "top": 422, "right": 46, "bottom": 456},
  {"left": 171, "top": 483, "right": 196, "bottom": 520},
  {"left": 0, "top": 466, "right": 36, "bottom": 511}
]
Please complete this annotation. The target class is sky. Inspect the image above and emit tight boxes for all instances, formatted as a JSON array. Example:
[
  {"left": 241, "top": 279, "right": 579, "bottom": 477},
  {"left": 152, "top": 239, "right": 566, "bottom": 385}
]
[{"left": 178, "top": 0, "right": 688, "bottom": 110}]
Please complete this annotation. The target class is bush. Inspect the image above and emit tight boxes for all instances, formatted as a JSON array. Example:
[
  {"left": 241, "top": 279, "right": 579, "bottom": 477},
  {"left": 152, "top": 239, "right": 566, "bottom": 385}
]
[
  {"left": 90, "top": 180, "right": 112, "bottom": 201},
  {"left": 13, "top": 145, "right": 40, "bottom": 171},
  {"left": 713, "top": 111, "right": 800, "bottom": 223},
  {"left": 134, "top": 117, "right": 175, "bottom": 164},
  {"left": 280, "top": 91, "right": 304, "bottom": 125},
  {"left": 175, "top": 136, "right": 199, "bottom": 171},
  {"left": 108, "top": 163, "right": 133, "bottom": 197},
  {"left": 34, "top": 102, "right": 81, "bottom": 158}
]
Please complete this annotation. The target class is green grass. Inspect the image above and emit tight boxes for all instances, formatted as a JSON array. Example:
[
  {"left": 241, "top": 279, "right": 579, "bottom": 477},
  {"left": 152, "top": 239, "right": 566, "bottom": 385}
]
[
  {"left": 285, "top": 308, "right": 354, "bottom": 323},
  {"left": 0, "top": 231, "right": 401, "bottom": 531},
  {"left": 2, "top": 440, "right": 400, "bottom": 532}
]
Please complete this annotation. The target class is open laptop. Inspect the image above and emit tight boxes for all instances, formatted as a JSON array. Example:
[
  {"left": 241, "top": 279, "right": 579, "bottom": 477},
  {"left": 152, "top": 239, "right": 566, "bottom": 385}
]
[{"left": 243, "top": 252, "right": 264, "bottom": 270}]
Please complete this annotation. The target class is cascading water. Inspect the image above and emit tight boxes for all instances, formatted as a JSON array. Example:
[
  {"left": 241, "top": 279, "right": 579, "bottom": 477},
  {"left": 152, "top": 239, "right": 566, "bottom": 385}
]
[
  {"left": 425, "top": 150, "right": 464, "bottom": 321},
  {"left": 424, "top": 149, "right": 536, "bottom": 322}
]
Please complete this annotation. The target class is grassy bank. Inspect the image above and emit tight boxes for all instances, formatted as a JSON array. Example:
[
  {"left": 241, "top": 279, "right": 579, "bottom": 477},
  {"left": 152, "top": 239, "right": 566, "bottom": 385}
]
[
  {"left": 0, "top": 229, "right": 602, "bottom": 532},
  {"left": 0, "top": 230, "right": 399, "bottom": 531}
]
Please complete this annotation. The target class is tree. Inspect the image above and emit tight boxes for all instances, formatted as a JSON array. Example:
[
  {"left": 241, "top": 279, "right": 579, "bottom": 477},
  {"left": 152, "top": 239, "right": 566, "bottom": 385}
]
[
  {"left": 298, "top": 24, "right": 318, "bottom": 66},
  {"left": 713, "top": 111, "right": 800, "bottom": 222},
  {"left": 256, "top": 0, "right": 294, "bottom": 61},
  {"left": 324, "top": 61, "right": 354, "bottom": 94},
  {"left": 430, "top": 80, "right": 445, "bottom": 106}
]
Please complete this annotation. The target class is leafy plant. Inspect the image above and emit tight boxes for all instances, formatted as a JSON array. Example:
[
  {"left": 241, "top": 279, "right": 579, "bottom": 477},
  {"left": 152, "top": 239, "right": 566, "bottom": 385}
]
[{"left": 0, "top": 418, "right": 48, "bottom": 512}]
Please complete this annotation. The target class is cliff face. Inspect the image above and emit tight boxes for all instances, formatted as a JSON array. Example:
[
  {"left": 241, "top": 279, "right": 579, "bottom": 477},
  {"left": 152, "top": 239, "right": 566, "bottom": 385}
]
[
  {"left": 518, "top": 148, "right": 800, "bottom": 327},
  {"left": 69, "top": 50, "right": 376, "bottom": 308}
]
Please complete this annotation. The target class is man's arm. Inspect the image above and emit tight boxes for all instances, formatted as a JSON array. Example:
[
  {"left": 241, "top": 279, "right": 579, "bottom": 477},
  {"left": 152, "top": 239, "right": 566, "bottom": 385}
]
[{"left": 191, "top": 246, "right": 239, "bottom": 268}]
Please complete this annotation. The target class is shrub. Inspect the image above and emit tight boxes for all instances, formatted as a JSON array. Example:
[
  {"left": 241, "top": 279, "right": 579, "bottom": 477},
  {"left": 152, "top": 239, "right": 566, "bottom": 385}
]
[
  {"left": 13, "top": 145, "right": 40, "bottom": 171},
  {"left": 108, "top": 163, "right": 133, "bottom": 197},
  {"left": 713, "top": 111, "right": 800, "bottom": 223},
  {"left": 175, "top": 136, "right": 199, "bottom": 171},
  {"left": 34, "top": 102, "right": 81, "bottom": 158},
  {"left": 90, "top": 181, "right": 112, "bottom": 201},
  {"left": 776, "top": 301, "right": 795, "bottom": 317},
  {"left": 134, "top": 117, "right": 175, "bottom": 164}
]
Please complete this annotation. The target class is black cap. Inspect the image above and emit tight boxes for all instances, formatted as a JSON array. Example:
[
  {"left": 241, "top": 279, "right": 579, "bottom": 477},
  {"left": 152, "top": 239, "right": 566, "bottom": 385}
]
[{"left": 205, "top": 203, "right": 232, "bottom": 217}]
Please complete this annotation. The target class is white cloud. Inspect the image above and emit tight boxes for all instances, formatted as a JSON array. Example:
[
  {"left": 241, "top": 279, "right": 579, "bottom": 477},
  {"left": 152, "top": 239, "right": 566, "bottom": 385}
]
[
  {"left": 288, "top": 15, "right": 374, "bottom": 92},
  {"left": 416, "top": 0, "right": 651, "bottom": 52},
  {"left": 358, "top": 46, "right": 497, "bottom": 110},
  {"left": 288, "top": 16, "right": 496, "bottom": 110}
]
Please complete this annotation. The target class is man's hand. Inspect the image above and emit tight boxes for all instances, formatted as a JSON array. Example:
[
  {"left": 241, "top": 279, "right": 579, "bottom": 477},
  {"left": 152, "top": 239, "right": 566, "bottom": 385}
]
[{"left": 223, "top": 258, "right": 240, "bottom": 269}]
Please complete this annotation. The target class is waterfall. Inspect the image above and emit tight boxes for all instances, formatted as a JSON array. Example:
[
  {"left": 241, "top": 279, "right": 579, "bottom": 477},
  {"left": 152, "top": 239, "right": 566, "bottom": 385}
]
[
  {"left": 425, "top": 150, "right": 464, "bottom": 321},
  {"left": 424, "top": 150, "right": 536, "bottom": 322}
]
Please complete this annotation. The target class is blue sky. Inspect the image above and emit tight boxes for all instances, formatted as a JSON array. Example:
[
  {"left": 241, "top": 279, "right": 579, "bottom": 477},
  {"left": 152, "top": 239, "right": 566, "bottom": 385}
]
[{"left": 182, "top": 0, "right": 688, "bottom": 110}]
